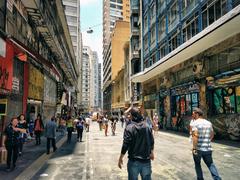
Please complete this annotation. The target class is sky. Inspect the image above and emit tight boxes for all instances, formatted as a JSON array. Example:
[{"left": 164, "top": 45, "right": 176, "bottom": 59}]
[{"left": 80, "top": 0, "right": 103, "bottom": 63}]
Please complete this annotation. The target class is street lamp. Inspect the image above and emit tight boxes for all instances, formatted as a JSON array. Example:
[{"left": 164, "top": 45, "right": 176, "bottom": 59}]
[
  {"left": 87, "top": 28, "right": 93, "bottom": 34},
  {"left": 85, "top": 23, "right": 102, "bottom": 34}
]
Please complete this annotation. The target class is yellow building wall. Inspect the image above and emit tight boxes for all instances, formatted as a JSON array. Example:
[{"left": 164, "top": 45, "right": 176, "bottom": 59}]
[
  {"left": 111, "top": 21, "right": 130, "bottom": 81},
  {"left": 112, "top": 69, "right": 125, "bottom": 109}
]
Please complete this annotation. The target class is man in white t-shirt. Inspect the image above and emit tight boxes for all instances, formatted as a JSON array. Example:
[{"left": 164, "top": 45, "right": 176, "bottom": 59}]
[
  {"left": 191, "top": 108, "right": 221, "bottom": 180},
  {"left": 85, "top": 117, "right": 91, "bottom": 132}
]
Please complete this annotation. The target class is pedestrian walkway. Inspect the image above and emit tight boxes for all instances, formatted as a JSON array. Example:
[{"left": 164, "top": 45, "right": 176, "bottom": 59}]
[
  {"left": 0, "top": 132, "right": 65, "bottom": 180},
  {"left": 30, "top": 122, "right": 240, "bottom": 180}
]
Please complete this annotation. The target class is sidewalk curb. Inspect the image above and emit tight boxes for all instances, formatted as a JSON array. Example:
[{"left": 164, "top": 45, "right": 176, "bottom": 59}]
[{"left": 15, "top": 135, "right": 67, "bottom": 180}]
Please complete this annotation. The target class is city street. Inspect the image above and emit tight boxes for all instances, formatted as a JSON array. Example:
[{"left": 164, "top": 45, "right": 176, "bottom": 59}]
[{"left": 22, "top": 122, "right": 240, "bottom": 180}]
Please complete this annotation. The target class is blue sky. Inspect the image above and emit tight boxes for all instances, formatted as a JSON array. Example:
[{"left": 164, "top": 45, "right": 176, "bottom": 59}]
[{"left": 80, "top": 0, "right": 103, "bottom": 63}]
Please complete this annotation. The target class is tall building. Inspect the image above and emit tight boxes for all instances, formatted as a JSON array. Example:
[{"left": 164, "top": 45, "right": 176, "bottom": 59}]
[
  {"left": 103, "top": 21, "right": 130, "bottom": 113},
  {"left": 62, "top": 0, "right": 82, "bottom": 110},
  {"left": 98, "top": 63, "right": 103, "bottom": 111},
  {"left": 103, "top": 0, "right": 130, "bottom": 51},
  {"left": 131, "top": 0, "right": 240, "bottom": 140},
  {"left": 90, "top": 51, "right": 99, "bottom": 111},
  {"left": 81, "top": 47, "right": 100, "bottom": 113},
  {"left": 62, "top": 0, "right": 81, "bottom": 64},
  {"left": 81, "top": 46, "right": 92, "bottom": 113}
]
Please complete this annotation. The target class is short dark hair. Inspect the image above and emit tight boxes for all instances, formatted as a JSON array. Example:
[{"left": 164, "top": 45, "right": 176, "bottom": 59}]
[
  {"left": 130, "top": 107, "right": 143, "bottom": 122},
  {"left": 193, "top": 108, "right": 203, "bottom": 116}
]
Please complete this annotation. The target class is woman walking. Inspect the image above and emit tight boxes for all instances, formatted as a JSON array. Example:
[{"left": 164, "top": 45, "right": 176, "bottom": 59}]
[
  {"left": 66, "top": 115, "right": 74, "bottom": 143},
  {"left": 18, "top": 114, "right": 27, "bottom": 156},
  {"left": 34, "top": 114, "right": 44, "bottom": 145},
  {"left": 103, "top": 115, "right": 109, "bottom": 136}
]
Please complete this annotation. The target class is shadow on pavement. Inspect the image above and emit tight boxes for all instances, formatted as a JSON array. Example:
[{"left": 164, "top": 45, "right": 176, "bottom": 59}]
[
  {"left": 0, "top": 132, "right": 65, "bottom": 180},
  {"left": 31, "top": 131, "right": 86, "bottom": 180}
]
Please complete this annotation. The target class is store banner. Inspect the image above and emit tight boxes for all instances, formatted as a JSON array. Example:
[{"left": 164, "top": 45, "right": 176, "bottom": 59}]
[
  {"left": 28, "top": 64, "right": 44, "bottom": 100},
  {"left": 0, "top": 41, "right": 14, "bottom": 91},
  {"left": 44, "top": 75, "right": 56, "bottom": 104}
]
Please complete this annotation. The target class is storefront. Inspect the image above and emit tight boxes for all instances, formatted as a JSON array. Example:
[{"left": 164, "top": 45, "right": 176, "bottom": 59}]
[
  {"left": 143, "top": 93, "right": 157, "bottom": 119},
  {"left": 26, "top": 63, "right": 44, "bottom": 122},
  {"left": 206, "top": 71, "right": 240, "bottom": 140},
  {"left": 170, "top": 82, "right": 200, "bottom": 132}
]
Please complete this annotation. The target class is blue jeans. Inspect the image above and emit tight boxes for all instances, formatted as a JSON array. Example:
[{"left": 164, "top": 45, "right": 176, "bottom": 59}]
[
  {"left": 193, "top": 150, "right": 221, "bottom": 180},
  {"left": 127, "top": 159, "right": 152, "bottom": 180}
]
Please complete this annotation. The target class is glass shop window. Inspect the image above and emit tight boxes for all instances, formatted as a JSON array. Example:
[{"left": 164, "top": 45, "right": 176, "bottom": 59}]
[{"left": 171, "top": 92, "right": 199, "bottom": 116}]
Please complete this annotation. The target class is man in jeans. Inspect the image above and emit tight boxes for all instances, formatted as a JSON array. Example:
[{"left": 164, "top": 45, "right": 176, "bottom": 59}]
[
  {"left": 192, "top": 108, "right": 221, "bottom": 180},
  {"left": 45, "top": 116, "right": 57, "bottom": 154},
  {"left": 118, "top": 107, "right": 154, "bottom": 180}
]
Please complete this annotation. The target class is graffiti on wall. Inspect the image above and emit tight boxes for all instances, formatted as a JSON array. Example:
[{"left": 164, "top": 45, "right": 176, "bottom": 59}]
[
  {"left": 211, "top": 115, "right": 240, "bottom": 141},
  {"left": 225, "top": 116, "right": 240, "bottom": 140}
]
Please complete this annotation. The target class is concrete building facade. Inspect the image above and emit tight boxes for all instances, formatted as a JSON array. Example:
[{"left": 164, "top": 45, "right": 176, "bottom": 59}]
[
  {"left": 131, "top": 0, "right": 240, "bottom": 140},
  {"left": 98, "top": 63, "right": 103, "bottom": 111},
  {"left": 62, "top": 0, "right": 82, "bottom": 108},
  {"left": 90, "top": 51, "right": 99, "bottom": 112},
  {"left": 103, "top": 0, "right": 130, "bottom": 51},
  {"left": 81, "top": 46, "right": 91, "bottom": 113}
]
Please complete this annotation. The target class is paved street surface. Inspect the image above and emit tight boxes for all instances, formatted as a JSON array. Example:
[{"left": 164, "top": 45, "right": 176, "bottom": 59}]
[{"left": 28, "top": 121, "right": 240, "bottom": 180}]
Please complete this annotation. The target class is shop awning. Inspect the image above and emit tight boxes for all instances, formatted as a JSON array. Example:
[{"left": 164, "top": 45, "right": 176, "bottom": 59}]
[{"left": 9, "top": 37, "right": 61, "bottom": 81}]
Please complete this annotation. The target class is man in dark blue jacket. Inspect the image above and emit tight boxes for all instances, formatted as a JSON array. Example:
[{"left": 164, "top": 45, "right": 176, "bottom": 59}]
[{"left": 118, "top": 107, "right": 154, "bottom": 180}]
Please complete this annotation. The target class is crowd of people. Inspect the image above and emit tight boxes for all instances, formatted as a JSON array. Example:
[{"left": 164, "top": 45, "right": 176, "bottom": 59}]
[
  {"left": 2, "top": 107, "right": 221, "bottom": 180},
  {"left": 1, "top": 112, "right": 90, "bottom": 172}
]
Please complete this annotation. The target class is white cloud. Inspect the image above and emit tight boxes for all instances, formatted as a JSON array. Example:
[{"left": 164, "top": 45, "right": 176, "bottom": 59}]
[{"left": 80, "top": 0, "right": 99, "bottom": 6}]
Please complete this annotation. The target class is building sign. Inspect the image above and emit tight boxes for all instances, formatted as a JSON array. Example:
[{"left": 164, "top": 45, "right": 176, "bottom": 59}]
[
  {"left": 57, "top": 82, "right": 63, "bottom": 103},
  {"left": 44, "top": 75, "right": 56, "bottom": 104},
  {"left": 12, "top": 77, "right": 19, "bottom": 92},
  {"left": 28, "top": 65, "right": 44, "bottom": 100},
  {"left": 0, "top": 41, "right": 14, "bottom": 91},
  {"left": 170, "top": 83, "right": 200, "bottom": 96},
  {"left": 0, "top": 38, "right": 6, "bottom": 58}
]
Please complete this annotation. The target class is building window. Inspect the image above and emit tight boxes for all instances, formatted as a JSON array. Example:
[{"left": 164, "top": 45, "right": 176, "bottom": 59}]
[
  {"left": 201, "top": 0, "right": 228, "bottom": 30},
  {"left": 182, "top": 13, "right": 199, "bottom": 43},
  {"left": 149, "top": 4, "right": 156, "bottom": 23},
  {"left": 110, "top": 0, "right": 116, "bottom": 2},
  {"left": 117, "top": 5, "right": 122, "bottom": 10},
  {"left": 209, "top": 86, "right": 240, "bottom": 115},
  {"left": 0, "top": 0, "right": 6, "bottom": 29},
  {"left": 158, "top": 16, "right": 166, "bottom": 41},
  {"left": 65, "top": 6, "right": 77, "bottom": 14},
  {"left": 66, "top": 16, "right": 77, "bottom": 24},
  {"left": 159, "top": 43, "right": 166, "bottom": 59},
  {"left": 144, "top": 35, "right": 148, "bottom": 51},
  {"left": 117, "top": 0, "right": 122, "bottom": 3},
  {"left": 150, "top": 26, "right": 156, "bottom": 45},
  {"left": 110, "top": 3, "right": 116, "bottom": 8},
  {"left": 168, "top": 32, "right": 179, "bottom": 52},
  {"left": 144, "top": 15, "right": 148, "bottom": 32},
  {"left": 168, "top": 1, "right": 178, "bottom": 25}
]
